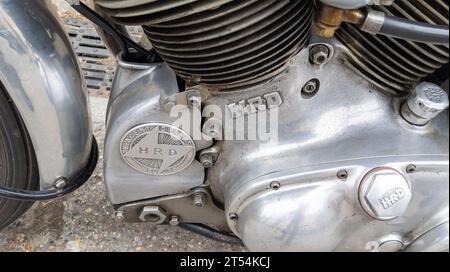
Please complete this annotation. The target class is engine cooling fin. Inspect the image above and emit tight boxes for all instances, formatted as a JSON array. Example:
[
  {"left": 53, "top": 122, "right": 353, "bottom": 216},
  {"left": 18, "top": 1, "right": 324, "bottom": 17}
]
[
  {"left": 94, "top": 0, "right": 314, "bottom": 88},
  {"left": 336, "top": 0, "right": 449, "bottom": 96}
]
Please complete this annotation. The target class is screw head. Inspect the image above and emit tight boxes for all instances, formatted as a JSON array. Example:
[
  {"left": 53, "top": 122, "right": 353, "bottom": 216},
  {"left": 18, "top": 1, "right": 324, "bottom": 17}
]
[
  {"left": 270, "top": 181, "right": 281, "bottom": 190},
  {"left": 406, "top": 164, "right": 417, "bottom": 174},
  {"left": 359, "top": 168, "right": 412, "bottom": 220},
  {"left": 337, "top": 170, "right": 348, "bottom": 180},
  {"left": 229, "top": 213, "right": 239, "bottom": 221},
  {"left": 54, "top": 178, "right": 67, "bottom": 189},
  {"left": 301, "top": 79, "right": 321, "bottom": 98}
]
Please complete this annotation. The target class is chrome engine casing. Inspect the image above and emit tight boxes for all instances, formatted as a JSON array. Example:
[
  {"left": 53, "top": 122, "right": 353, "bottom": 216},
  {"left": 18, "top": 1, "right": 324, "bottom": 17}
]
[
  {"left": 205, "top": 42, "right": 449, "bottom": 251},
  {"left": 104, "top": 38, "right": 449, "bottom": 251}
]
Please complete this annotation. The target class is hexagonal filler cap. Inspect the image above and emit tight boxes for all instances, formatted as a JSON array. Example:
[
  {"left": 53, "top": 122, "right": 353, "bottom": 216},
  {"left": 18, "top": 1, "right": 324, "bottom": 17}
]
[
  {"left": 401, "top": 82, "right": 449, "bottom": 126},
  {"left": 359, "top": 167, "right": 412, "bottom": 221}
]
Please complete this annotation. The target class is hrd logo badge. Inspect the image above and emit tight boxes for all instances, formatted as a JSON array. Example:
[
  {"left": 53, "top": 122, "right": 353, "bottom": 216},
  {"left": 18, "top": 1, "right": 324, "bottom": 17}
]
[{"left": 120, "top": 123, "right": 196, "bottom": 175}]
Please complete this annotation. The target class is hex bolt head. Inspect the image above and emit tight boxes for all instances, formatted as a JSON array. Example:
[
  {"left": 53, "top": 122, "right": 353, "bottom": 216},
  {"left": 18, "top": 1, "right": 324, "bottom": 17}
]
[
  {"left": 193, "top": 193, "right": 206, "bottom": 208},
  {"left": 359, "top": 168, "right": 412, "bottom": 221},
  {"left": 200, "top": 154, "right": 214, "bottom": 168},
  {"left": 309, "top": 45, "right": 331, "bottom": 65},
  {"left": 186, "top": 89, "right": 202, "bottom": 108},
  {"left": 116, "top": 211, "right": 125, "bottom": 221},
  {"left": 169, "top": 216, "right": 180, "bottom": 226},
  {"left": 138, "top": 206, "right": 167, "bottom": 224}
]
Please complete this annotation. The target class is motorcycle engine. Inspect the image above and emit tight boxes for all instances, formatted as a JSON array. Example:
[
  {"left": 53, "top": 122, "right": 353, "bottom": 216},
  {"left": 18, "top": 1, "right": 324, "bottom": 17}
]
[{"left": 96, "top": 0, "right": 449, "bottom": 251}]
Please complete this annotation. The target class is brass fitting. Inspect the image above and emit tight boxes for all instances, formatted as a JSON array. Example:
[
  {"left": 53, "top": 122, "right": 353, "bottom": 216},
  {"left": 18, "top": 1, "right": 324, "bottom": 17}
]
[{"left": 315, "top": 4, "right": 366, "bottom": 38}]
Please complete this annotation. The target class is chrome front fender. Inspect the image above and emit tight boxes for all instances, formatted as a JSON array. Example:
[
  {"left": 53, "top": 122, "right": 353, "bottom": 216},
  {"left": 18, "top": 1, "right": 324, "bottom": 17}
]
[{"left": 0, "top": 0, "right": 92, "bottom": 189}]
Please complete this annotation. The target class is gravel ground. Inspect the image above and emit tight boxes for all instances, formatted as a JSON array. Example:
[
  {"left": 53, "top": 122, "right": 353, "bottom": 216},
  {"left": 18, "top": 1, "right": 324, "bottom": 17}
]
[{"left": 0, "top": 96, "right": 245, "bottom": 252}]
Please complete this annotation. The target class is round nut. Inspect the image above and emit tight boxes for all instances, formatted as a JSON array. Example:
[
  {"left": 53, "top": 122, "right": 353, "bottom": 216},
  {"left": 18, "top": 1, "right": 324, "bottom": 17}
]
[{"left": 359, "top": 167, "right": 412, "bottom": 221}]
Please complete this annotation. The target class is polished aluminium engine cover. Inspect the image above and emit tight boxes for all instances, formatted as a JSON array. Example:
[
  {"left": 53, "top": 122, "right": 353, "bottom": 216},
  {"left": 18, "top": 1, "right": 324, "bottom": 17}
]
[
  {"left": 104, "top": 59, "right": 212, "bottom": 204},
  {"left": 202, "top": 41, "right": 449, "bottom": 251},
  {"left": 104, "top": 41, "right": 448, "bottom": 251}
]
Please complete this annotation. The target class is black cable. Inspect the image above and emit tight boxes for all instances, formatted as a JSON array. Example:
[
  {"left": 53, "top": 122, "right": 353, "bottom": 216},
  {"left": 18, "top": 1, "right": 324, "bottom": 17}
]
[
  {"left": 68, "top": 1, "right": 162, "bottom": 63},
  {"left": 0, "top": 138, "right": 98, "bottom": 201},
  {"left": 179, "top": 223, "right": 243, "bottom": 245}
]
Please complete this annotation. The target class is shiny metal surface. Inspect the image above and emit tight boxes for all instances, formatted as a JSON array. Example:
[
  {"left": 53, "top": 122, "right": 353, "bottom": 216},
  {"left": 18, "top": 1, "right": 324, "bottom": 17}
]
[
  {"left": 104, "top": 58, "right": 207, "bottom": 204},
  {"left": 401, "top": 82, "right": 449, "bottom": 126},
  {"left": 0, "top": 0, "right": 92, "bottom": 189},
  {"left": 116, "top": 187, "right": 229, "bottom": 231},
  {"left": 319, "top": 0, "right": 393, "bottom": 9},
  {"left": 406, "top": 221, "right": 449, "bottom": 252},
  {"left": 358, "top": 167, "right": 412, "bottom": 221},
  {"left": 203, "top": 44, "right": 449, "bottom": 251}
]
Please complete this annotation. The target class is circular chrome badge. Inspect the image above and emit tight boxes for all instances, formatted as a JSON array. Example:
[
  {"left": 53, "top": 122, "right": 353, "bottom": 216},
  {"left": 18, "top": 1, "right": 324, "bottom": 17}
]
[{"left": 120, "top": 123, "right": 196, "bottom": 176}]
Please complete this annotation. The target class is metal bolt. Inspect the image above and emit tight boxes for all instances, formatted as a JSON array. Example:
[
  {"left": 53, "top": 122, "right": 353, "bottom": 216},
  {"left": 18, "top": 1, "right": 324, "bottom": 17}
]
[
  {"left": 169, "top": 216, "right": 179, "bottom": 226},
  {"left": 54, "top": 178, "right": 67, "bottom": 189},
  {"left": 200, "top": 154, "right": 214, "bottom": 168},
  {"left": 203, "top": 118, "right": 222, "bottom": 139},
  {"left": 401, "top": 82, "right": 449, "bottom": 126},
  {"left": 138, "top": 206, "right": 167, "bottom": 224},
  {"left": 359, "top": 168, "right": 412, "bottom": 220},
  {"left": 187, "top": 90, "right": 202, "bottom": 108},
  {"left": 310, "top": 45, "right": 331, "bottom": 65},
  {"left": 270, "top": 181, "right": 281, "bottom": 190},
  {"left": 116, "top": 211, "right": 125, "bottom": 221},
  {"left": 301, "top": 79, "right": 321, "bottom": 98},
  {"left": 406, "top": 164, "right": 417, "bottom": 174},
  {"left": 337, "top": 170, "right": 348, "bottom": 180},
  {"left": 229, "top": 213, "right": 239, "bottom": 221},
  {"left": 193, "top": 193, "right": 206, "bottom": 208}
]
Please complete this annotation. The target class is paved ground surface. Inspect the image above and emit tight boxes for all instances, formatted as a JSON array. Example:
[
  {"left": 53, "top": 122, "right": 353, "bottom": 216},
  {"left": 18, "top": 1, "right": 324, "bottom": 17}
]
[{"left": 0, "top": 97, "right": 244, "bottom": 252}]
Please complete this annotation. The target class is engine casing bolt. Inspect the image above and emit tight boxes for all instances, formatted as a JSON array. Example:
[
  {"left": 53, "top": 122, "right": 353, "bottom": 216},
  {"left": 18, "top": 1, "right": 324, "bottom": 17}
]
[
  {"left": 54, "top": 178, "right": 67, "bottom": 189},
  {"left": 169, "top": 216, "right": 179, "bottom": 226},
  {"left": 406, "top": 164, "right": 417, "bottom": 174},
  {"left": 309, "top": 44, "right": 331, "bottom": 65},
  {"left": 337, "top": 169, "right": 348, "bottom": 180},
  {"left": 116, "top": 211, "right": 125, "bottom": 221},
  {"left": 193, "top": 193, "right": 206, "bottom": 208},
  {"left": 187, "top": 89, "right": 202, "bottom": 108},
  {"left": 200, "top": 154, "right": 214, "bottom": 168}
]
